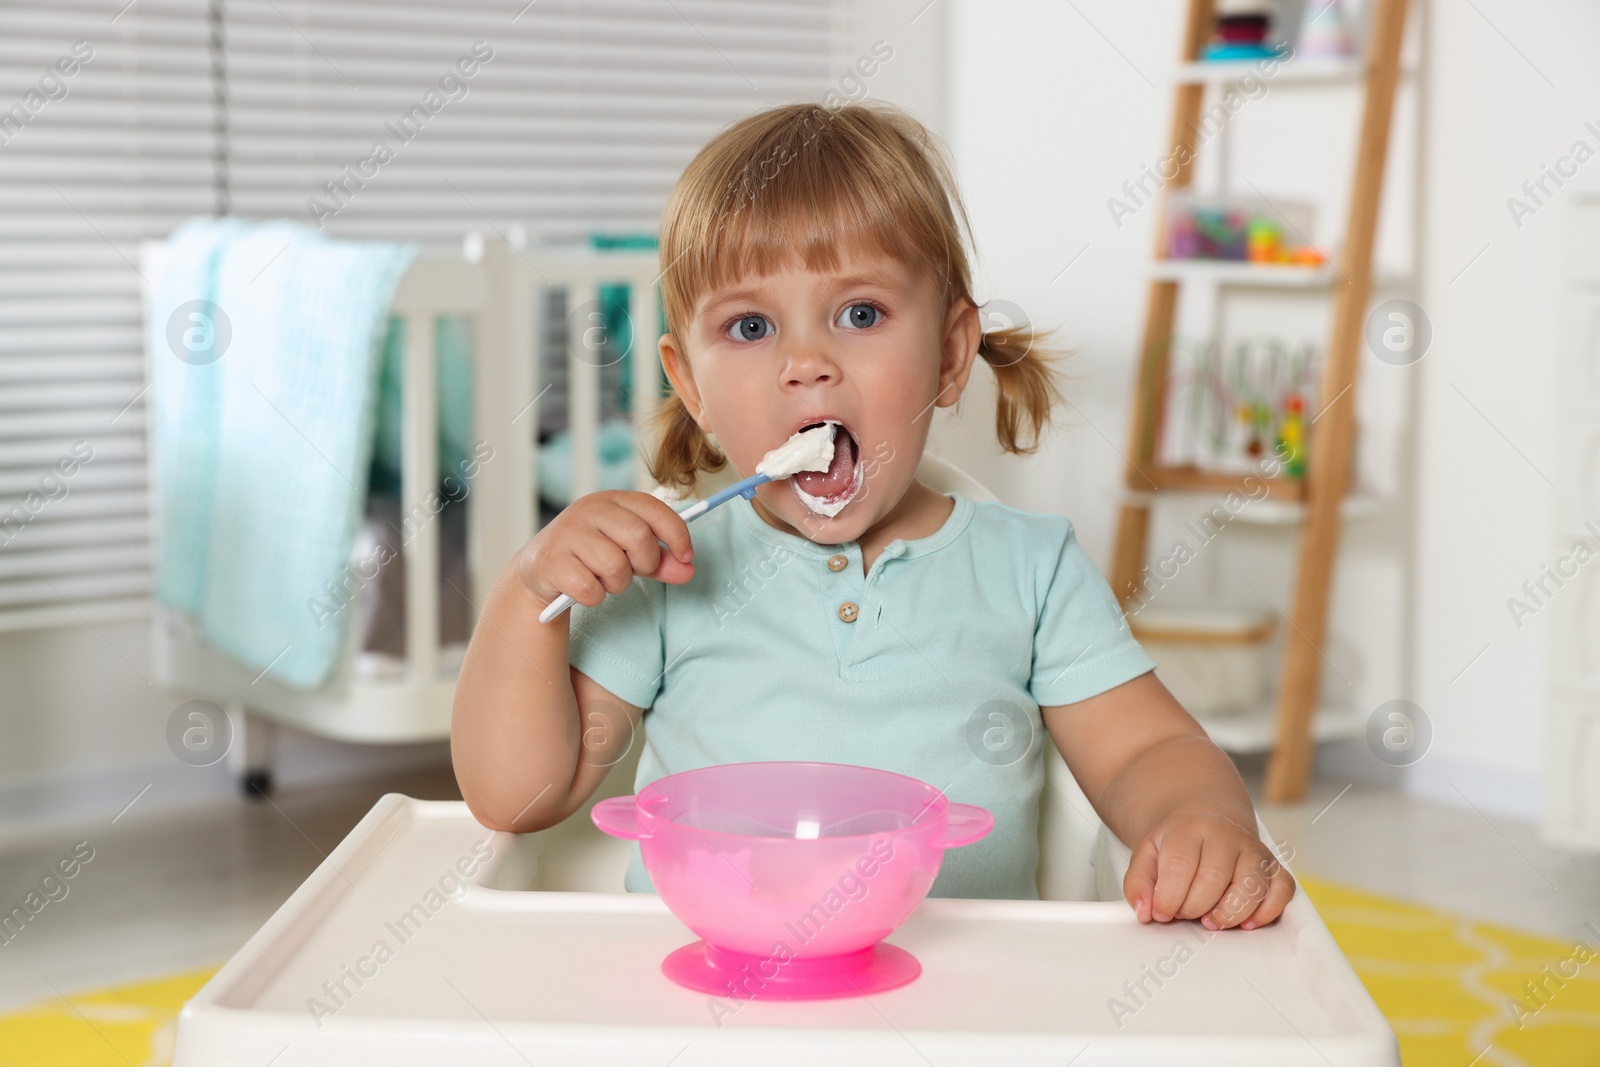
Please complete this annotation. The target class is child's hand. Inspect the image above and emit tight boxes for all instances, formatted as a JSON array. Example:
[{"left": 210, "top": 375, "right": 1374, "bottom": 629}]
[
  {"left": 515, "top": 490, "right": 695, "bottom": 609},
  {"left": 1121, "top": 811, "right": 1295, "bottom": 931}
]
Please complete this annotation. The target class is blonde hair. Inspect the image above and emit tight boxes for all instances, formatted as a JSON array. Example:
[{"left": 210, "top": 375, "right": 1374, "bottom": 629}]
[{"left": 647, "top": 100, "right": 1071, "bottom": 494}]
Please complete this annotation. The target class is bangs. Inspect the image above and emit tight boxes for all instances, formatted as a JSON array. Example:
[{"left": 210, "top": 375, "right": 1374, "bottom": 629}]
[{"left": 658, "top": 103, "right": 968, "bottom": 335}]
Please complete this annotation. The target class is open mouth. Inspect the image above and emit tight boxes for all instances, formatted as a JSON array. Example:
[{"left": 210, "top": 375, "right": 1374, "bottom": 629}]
[{"left": 790, "top": 420, "right": 863, "bottom": 517}]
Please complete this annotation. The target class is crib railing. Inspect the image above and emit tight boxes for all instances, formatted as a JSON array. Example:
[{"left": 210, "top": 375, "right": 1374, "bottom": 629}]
[
  {"left": 142, "top": 234, "right": 666, "bottom": 748},
  {"left": 390, "top": 236, "right": 665, "bottom": 685}
]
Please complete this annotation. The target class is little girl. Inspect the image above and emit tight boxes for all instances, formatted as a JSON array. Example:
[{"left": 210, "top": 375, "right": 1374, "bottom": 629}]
[{"left": 453, "top": 101, "right": 1294, "bottom": 932}]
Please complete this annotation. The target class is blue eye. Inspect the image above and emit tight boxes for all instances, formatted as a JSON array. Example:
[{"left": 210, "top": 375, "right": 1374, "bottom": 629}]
[
  {"left": 838, "top": 302, "right": 883, "bottom": 329},
  {"left": 726, "top": 314, "right": 772, "bottom": 342}
]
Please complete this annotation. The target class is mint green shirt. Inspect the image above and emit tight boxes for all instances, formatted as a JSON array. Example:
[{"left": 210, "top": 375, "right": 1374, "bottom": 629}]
[{"left": 567, "top": 490, "right": 1155, "bottom": 899}]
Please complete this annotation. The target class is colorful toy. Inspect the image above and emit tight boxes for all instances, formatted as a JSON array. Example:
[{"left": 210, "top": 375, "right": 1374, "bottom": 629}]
[
  {"left": 1246, "top": 217, "right": 1281, "bottom": 263},
  {"left": 1164, "top": 193, "right": 1326, "bottom": 266},
  {"left": 1166, "top": 335, "right": 1320, "bottom": 475},
  {"left": 1277, "top": 393, "right": 1307, "bottom": 477},
  {"left": 1239, "top": 399, "right": 1272, "bottom": 459},
  {"left": 1203, "top": 0, "right": 1278, "bottom": 60},
  {"left": 1296, "top": 0, "right": 1357, "bottom": 59}
]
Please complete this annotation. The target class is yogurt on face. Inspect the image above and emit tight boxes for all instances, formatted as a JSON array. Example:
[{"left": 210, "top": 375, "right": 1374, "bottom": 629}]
[{"left": 792, "top": 470, "right": 863, "bottom": 517}]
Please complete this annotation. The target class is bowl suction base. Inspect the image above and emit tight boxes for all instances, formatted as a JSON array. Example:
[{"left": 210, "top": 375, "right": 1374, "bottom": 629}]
[{"left": 661, "top": 939, "right": 921, "bottom": 1000}]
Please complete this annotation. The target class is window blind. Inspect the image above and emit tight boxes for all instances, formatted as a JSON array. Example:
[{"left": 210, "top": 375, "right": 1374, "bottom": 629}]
[
  {"left": 224, "top": 0, "right": 837, "bottom": 243},
  {"left": 0, "top": 0, "right": 220, "bottom": 632},
  {"left": 0, "top": 0, "right": 840, "bottom": 632}
]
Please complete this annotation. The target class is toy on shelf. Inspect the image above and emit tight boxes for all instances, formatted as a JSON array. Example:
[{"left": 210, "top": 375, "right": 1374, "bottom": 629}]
[
  {"left": 1237, "top": 398, "right": 1272, "bottom": 460},
  {"left": 1164, "top": 191, "right": 1327, "bottom": 267},
  {"left": 1203, "top": 0, "right": 1278, "bottom": 60},
  {"left": 1246, "top": 217, "right": 1280, "bottom": 263},
  {"left": 1277, "top": 393, "right": 1307, "bottom": 477},
  {"left": 1295, "top": 0, "right": 1358, "bottom": 60},
  {"left": 1162, "top": 335, "right": 1321, "bottom": 477}
]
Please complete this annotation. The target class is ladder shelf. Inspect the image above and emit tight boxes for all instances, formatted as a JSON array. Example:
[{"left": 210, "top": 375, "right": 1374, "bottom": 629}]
[{"left": 1110, "top": 0, "right": 1413, "bottom": 802}]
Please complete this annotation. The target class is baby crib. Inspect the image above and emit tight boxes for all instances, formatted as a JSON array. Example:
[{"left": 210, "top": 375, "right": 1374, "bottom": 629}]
[{"left": 141, "top": 235, "right": 667, "bottom": 792}]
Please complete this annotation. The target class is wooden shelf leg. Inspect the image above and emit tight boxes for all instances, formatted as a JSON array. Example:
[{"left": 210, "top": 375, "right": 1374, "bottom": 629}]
[
  {"left": 1108, "top": 0, "right": 1210, "bottom": 607},
  {"left": 1265, "top": 0, "right": 1411, "bottom": 802},
  {"left": 1113, "top": 280, "right": 1182, "bottom": 608},
  {"left": 1111, "top": 500, "right": 1153, "bottom": 609}
]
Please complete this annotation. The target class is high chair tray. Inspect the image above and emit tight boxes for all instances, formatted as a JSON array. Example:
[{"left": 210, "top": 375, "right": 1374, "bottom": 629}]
[{"left": 173, "top": 794, "right": 1397, "bottom": 1065}]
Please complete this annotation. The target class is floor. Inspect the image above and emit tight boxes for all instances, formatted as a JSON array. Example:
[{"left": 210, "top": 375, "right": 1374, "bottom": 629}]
[
  {"left": 1251, "top": 765, "right": 1600, "bottom": 947},
  {"left": 0, "top": 764, "right": 464, "bottom": 1013},
  {"left": 0, "top": 757, "right": 1596, "bottom": 1015}
]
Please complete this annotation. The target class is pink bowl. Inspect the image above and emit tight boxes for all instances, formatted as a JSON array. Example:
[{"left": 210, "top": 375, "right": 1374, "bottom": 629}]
[{"left": 592, "top": 760, "right": 993, "bottom": 999}]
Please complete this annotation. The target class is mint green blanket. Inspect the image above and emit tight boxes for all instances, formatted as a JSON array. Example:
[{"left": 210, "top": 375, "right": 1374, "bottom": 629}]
[{"left": 148, "top": 219, "right": 417, "bottom": 689}]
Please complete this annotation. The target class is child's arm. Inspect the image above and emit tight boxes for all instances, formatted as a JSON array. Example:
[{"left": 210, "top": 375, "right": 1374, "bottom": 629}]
[
  {"left": 1042, "top": 671, "right": 1295, "bottom": 930},
  {"left": 451, "top": 491, "right": 694, "bottom": 833}
]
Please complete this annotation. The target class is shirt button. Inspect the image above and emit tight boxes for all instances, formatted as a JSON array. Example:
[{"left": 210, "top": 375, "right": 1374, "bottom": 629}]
[
  {"left": 837, "top": 601, "right": 859, "bottom": 623},
  {"left": 827, "top": 554, "right": 848, "bottom": 572}
]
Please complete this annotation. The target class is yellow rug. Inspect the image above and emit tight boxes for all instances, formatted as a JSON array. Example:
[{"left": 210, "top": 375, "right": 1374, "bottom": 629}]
[
  {"left": 0, "top": 878, "right": 1595, "bottom": 1065},
  {"left": 1301, "top": 876, "right": 1600, "bottom": 1066},
  {"left": 0, "top": 968, "right": 217, "bottom": 1067}
]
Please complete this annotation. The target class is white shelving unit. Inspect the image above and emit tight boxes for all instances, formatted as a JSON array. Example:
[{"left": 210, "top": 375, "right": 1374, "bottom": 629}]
[
  {"left": 1201, "top": 702, "right": 1366, "bottom": 754},
  {"left": 1115, "top": 1, "right": 1423, "bottom": 779},
  {"left": 1123, "top": 488, "right": 1388, "bottom": 526},
  {"left": 1174, "top": 56, "right": 1366, "bottom": 86},
  {"left": 1150, "top": 259, "right": 1340, "bottom": 288}
]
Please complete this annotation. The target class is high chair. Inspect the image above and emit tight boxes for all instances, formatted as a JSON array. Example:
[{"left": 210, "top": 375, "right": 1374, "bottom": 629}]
[{"left": 171, "top": 451, "right": 1399, "bottom": 1064}]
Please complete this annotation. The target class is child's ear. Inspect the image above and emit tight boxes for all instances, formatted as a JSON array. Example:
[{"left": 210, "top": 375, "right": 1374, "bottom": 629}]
[
  {"left": 659, "top": 333, "right": 711, "bottom": 432},
  {"left": 937, "top": 298, "right": 981, "bottom": 406}
]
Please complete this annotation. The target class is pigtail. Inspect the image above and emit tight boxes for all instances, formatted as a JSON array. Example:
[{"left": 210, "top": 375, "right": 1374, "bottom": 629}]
[
  {"left": 645, "top": 392, "right": 726, "bottom": 495},
  {"left": 977, "top": 320, "right": 1074, "bottom": 455}
]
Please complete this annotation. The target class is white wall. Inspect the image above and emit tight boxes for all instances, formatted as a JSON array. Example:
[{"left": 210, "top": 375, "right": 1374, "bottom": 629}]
[
  {"left": 0, "top": 620, "right": 451, "bottom": 826},
  {"left": 1409, "top": 1, "right": 1600, "bottom": 816},
  {"left": 937, "top": 0, "right": 1194, "bottom": 551},
  {"left": 0, "top": 622, "right": 176, "bottom": 809},
  {"left": 833, "top": 0, "right": 950, "bottom": 138}
]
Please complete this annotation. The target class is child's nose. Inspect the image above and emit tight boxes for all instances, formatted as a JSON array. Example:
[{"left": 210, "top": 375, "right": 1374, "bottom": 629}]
[{"left": 781, "top": 338, "right": 841, "bottom": 386}]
